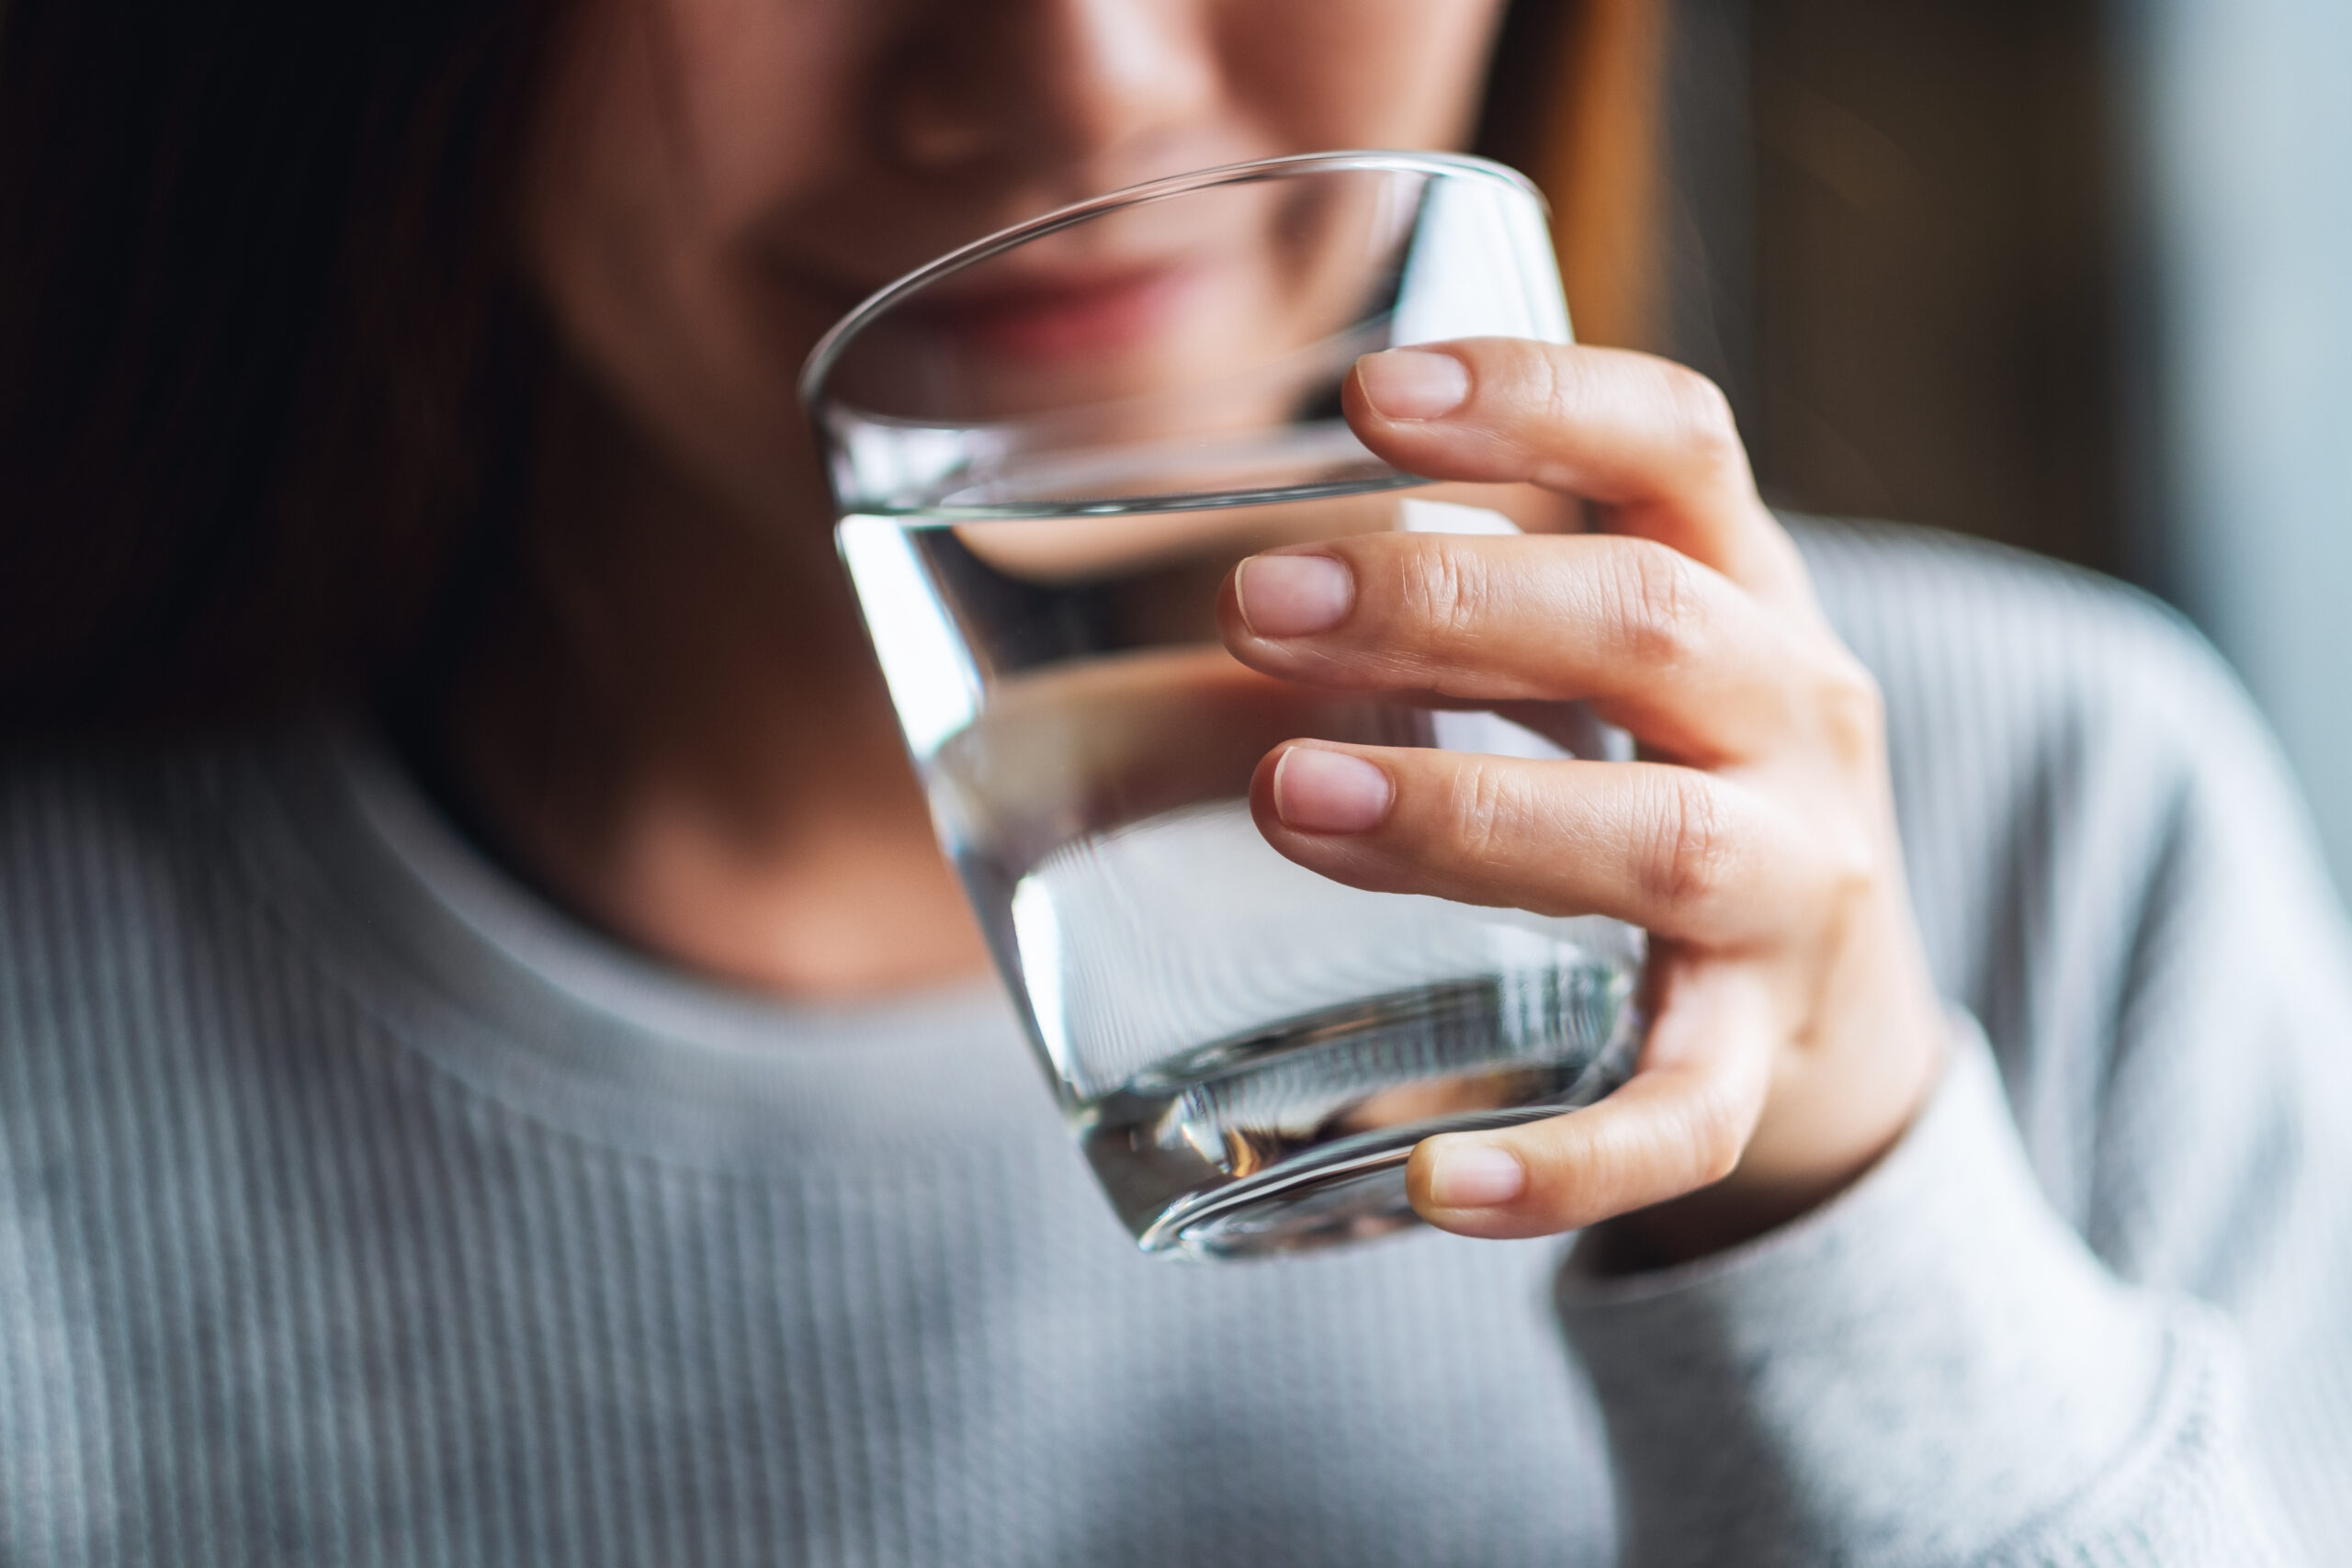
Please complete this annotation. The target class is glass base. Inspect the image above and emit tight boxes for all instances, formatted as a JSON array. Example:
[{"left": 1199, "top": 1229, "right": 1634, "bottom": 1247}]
[{"left": 1077, "top": 976, "right": 1642, "bottom": 1260}]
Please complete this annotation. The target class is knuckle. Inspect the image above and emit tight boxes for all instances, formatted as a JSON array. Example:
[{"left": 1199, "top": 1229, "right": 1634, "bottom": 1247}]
[
  {"left": 1686, "top": 1090, "right": 1748, "bottom": 1186},
  {"left": 1816, "top": 814, "right": 1883, "bottom": 919},
  {"left": 1801, "top": 659, "right": 1892, "bottom": 912},
  {"left": 1643, "top": 773, "right": 1737, "bottom": 912},
  {"left": 1812, "top": 654, "right": 1886, "bottom": 768},
  {"left": 1396, "top": 539, "right": 1490, "bottom": 652},
  {"left": 1529, "top": 342, "right": 1579, "bottom": 423},
  {"left": 1657, "top": 1065, "right": 1755, "bottom": 1190},
  {"left": 1659, "top": 364, "right": 1742, "bottom": 469},
  {"left": 1606, "top": 539, "right": 1707, "bottom": 671},
  {"left": 1446, "top": 757, "right": 1526, "bottom": 869}
]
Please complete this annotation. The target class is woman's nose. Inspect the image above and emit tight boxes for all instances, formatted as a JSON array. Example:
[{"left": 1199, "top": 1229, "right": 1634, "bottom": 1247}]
[{"left": 880, "top": 0, "right": 1223, "bottom": 180}]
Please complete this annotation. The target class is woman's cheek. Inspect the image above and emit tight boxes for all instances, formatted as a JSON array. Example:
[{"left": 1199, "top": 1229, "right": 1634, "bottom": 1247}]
[{"left": 1215, "top": 0, "right": 1507, "bottom": 153}]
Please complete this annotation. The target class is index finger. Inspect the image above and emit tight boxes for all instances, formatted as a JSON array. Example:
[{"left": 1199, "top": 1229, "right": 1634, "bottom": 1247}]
[{"left": 1343, "top": 338, "right": 1814, "bottom": 609}]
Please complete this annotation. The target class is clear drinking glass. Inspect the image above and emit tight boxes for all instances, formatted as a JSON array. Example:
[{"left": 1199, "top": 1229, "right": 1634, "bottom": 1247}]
[{"left": 802, "top": 151, "right": 1645, "bottom": 1259}]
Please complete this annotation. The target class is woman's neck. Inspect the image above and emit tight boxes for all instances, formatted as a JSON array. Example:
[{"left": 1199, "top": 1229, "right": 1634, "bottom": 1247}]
[{"left": 423, "top": 433, "right": 992, "bottom": 1002}]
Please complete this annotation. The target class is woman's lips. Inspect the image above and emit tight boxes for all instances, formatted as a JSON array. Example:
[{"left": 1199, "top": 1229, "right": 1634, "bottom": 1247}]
[{"left": 910, "top": 265, "right": 1201, "bottom": 363}]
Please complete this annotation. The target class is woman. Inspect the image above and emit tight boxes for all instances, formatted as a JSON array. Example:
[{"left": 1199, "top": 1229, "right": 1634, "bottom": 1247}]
[{"left": 1, "top": 0, "right": 2346, "bottom": 1562}]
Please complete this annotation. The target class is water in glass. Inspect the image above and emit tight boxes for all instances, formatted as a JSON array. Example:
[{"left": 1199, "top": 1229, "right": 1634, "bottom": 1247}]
[{"left": 841, "top": 485, "right": 1643, "bottom": 1258}]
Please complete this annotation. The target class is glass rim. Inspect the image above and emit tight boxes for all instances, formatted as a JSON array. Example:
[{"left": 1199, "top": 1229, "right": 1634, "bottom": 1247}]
[{"left": 795, "top": 149, "right": 1545, "bottom": 414}]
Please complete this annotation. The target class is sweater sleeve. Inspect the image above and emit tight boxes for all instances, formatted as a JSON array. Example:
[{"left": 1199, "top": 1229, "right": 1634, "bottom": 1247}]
[
  {"left": 1555, "top": 1017, "right": 2302, "bottom": 1567},
  {"left": 1550, "top": 523, "right": 2352, "bottom": 1564}
]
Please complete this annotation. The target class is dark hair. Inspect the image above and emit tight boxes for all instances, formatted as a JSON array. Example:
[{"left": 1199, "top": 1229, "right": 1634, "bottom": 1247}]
[
  {"left": 0, "top": 0, "right": 1570, "bottom": 737},
  {"left": 0, "top": 0, "right": 560, "bottom": 734}
]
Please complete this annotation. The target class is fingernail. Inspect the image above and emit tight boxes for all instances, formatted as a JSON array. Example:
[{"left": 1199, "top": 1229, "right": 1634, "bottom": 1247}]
[
  {"left": 1427, "top": 1143, "right": 1527, "bottom": 1208},
  {"left": 1356, "top": 349, "right": 1471, "bottom": 421},
  {"left": 1272, "top": 746, "right": 1392, "bottom": 834},
  {"left": 1235, "top": 553, "right": 1353, "bottom": 637}
]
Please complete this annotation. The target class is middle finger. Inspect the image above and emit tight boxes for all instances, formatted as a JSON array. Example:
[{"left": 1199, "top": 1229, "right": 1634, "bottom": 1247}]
[
  {"left": 1219, "top": 530, "right": 1808, "bottom": 766},
  {"left": 1251, "top": 742, "right": 1807, "bottom": 947}
]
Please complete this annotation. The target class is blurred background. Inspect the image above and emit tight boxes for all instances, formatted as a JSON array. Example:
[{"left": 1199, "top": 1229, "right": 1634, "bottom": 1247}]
[{"left": 1485, "top": 0, "right": 2352, "bottom": 895}]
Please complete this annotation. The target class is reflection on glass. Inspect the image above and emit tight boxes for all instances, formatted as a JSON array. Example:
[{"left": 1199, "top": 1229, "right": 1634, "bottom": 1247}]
[{"left": 809, "top": 154, "right": 1641, "bottom": 1258}]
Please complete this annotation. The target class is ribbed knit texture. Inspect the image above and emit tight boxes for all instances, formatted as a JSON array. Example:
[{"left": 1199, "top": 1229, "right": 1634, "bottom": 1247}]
[{"left": 1, "top": 519, "right": 2347, "bottom": 1565}]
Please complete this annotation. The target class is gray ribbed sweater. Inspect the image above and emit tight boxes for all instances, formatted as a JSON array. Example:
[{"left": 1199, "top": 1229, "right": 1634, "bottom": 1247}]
[{"left": 3, "top": 520, "right": 2349, "bottom": 1566}]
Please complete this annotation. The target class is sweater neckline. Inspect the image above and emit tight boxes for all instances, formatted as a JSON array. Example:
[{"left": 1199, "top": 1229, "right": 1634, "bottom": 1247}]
[{"left": 226, "top": 717, "right": 1055, "bottom": 1168}]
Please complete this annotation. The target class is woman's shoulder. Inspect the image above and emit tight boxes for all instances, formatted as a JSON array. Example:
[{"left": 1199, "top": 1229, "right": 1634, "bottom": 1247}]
[
  {"left": 0, "top": 730, "right": 238, "bottom": 876},
  {"left": 0, "top": 733, "right": 273, "bottom": 1043},
  {"left": 1786, "top": 513, "right": 2283, "bottom": 828},
  {"left": 1787, "top": 510, "right": 2302, "bottom": 856},
  {"left": 1789, "top": 518, "right": 2348, "bottom": 1165},
  {"left": 1788, "top": 513, "right": 2233, "bottom": 722}
]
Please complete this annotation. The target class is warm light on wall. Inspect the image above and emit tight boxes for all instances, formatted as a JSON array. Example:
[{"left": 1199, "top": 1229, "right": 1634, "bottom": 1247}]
[{"left": 1521, "top": 0, "right": 1668, "bottom": 351}]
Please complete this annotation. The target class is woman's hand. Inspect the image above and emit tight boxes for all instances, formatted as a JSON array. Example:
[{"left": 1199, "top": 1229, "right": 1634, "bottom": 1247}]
[{"left": 1216, "top": 339, "right": 1950, "bottom": 1266}]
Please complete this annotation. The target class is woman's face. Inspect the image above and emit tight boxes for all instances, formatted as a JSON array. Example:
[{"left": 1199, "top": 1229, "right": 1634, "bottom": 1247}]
[{"left": 521, "top": 0, "right": 1509, "bottom": 524}]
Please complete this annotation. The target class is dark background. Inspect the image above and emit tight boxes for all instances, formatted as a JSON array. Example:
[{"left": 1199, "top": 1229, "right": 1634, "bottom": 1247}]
[
  {"left": 1659, "top": 0, "right": 2120, "bottom": 572},
  {"left": 1649, "top": 0, "right": 2352, "bottom": 891}
]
